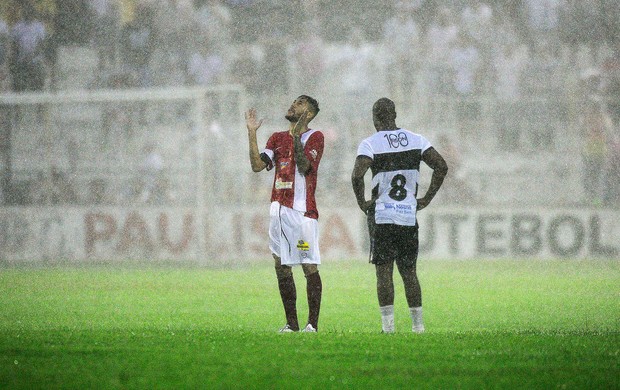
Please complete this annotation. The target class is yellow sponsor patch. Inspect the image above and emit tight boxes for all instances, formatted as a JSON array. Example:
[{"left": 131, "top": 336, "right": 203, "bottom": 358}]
[{"left": 296, "top": 240, "right": 310, "bottom": 251}]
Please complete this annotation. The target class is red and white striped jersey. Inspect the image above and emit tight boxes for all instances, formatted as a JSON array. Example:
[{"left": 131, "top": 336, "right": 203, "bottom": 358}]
[{"left": 261, "top": 129, "right": 324, "bottom": 219}]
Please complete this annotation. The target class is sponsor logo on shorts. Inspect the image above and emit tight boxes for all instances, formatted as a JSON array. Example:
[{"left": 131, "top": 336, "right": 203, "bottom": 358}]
[{"left": 296, "top": 240, "right": 310, "bottom": 251}]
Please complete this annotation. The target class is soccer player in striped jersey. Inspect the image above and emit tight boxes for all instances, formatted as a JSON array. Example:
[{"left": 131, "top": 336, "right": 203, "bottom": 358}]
[
  {"left": 246, "top": 95, "right": 324, "bottom": 333},
  {"left": 351, "top": 98, "right": 448, "bottom": 333}
]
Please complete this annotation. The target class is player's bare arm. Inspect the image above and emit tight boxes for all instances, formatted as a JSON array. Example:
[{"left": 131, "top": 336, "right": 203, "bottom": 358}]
[
  {"left": 246, "top": 108, "right": 267, "bottom": 172},
  {"left": 291, "top": 110, "right": 312, "bottom": 176},
  {"left": 351, "top": 155, "right": 376, "bottom": 213},
  {"left": 417, "top": 147, "right": 448, "bottom": 210}
]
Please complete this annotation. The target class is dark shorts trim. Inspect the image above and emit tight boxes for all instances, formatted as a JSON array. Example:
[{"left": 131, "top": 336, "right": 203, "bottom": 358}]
[{"left": 367, "top": 212, "right": 419, "bottom": 268}]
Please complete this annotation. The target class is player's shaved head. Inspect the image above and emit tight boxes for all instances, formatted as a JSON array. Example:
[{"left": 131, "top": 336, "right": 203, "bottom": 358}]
[
  {"left": 373, "top": 98, "right": 396, "bottom": 121},
  {"left": 373, "top": 98, "right": 398, "bottom": 131}
]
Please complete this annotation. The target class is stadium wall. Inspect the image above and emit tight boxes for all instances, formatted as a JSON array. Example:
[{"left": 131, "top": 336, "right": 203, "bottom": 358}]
[{"left": 0, "top": 206, "right": 617, "bottom": 264}]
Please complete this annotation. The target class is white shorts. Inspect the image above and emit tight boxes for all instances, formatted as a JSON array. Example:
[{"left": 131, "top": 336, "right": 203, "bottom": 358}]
[{"left": 269, "top": 202, "right": 320, "bottom": 266}]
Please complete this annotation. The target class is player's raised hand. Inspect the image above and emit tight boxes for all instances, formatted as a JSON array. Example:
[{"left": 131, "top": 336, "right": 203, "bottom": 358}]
[{"left": 245, "top": 108, "right": 263, "bottom": 133}]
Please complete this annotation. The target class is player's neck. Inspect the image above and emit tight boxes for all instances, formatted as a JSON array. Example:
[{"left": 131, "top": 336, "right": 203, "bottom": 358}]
[
  {"left": 378, "top": 123, "right": 399, "bottom": 131},
  {"left": 288, "top": 125, "right": 310, "bottom": 135}
]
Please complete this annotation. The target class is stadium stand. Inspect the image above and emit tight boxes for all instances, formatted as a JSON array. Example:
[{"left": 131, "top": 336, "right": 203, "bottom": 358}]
[{"left": 0, "top": 0, "right": 619, "bottom": 209}]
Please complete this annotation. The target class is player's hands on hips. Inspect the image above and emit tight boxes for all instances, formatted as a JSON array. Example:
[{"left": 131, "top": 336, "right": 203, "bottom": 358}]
[
  {"left": 417, "top": 197, "right": 431, "bottom": 211},
  {"left": 359, "top": 195, "right": 377, "bottom": 214},
  {"left": 245, "top": 108, "right": 263, "bottom": 133}
]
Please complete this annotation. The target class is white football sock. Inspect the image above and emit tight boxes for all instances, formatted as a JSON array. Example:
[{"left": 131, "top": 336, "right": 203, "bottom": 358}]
[
  {"left": 410, "top": 306, "right": 424, "bottom": 332},
  {"left": 380, "top": 305, "right": 395, "bottom": 333}
]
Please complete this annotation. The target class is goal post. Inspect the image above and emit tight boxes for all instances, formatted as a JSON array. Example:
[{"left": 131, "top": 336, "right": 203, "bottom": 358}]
[{"left": 0, "top": 85, "right": 247, "bottom": 262}]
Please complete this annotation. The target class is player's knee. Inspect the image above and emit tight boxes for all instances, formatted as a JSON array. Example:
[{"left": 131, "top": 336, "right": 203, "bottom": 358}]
[
  {"left": 274, "top": 256, "right": 293, "bottom": 279},
  {"left": 275, "top": 265, "right": 292, "bottom": 280},
  {"left": 302, "top": 264, "right": 318, "bottom": 277},
  {"left": 375, "top": 263, "right": 393, "bottom": 280},
  {"left": 398, "top": 264, "right": 417, "bottom": 279}
]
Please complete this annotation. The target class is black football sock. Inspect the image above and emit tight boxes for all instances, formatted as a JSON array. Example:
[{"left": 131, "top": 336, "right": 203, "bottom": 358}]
[
  {"left": 306, "top": 271, "right": 322, "bottom": 330},
  {"left": 277, "top": 275, "right": 299, "bottom": 331}
]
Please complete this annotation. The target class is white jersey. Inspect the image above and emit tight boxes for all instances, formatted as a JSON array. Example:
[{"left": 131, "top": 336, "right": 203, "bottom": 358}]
[{"left": 356, "top": 128, "right": 432, "bottom": 226}]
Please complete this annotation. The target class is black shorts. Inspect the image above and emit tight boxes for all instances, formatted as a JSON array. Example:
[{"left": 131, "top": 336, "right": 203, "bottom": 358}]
[{"left": 367, "top": 213, "right": 419, "bottom": 268}]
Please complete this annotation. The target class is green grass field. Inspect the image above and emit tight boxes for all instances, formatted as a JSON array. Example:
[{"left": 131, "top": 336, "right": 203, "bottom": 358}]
[{"left": 0, "top": 259, "right": 618, "bottom": 389}]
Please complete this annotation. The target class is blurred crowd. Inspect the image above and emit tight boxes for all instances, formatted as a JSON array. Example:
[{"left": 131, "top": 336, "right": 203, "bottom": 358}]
[
  {"left": 0, "top": 0, "right": 619, "bottom": 207},
  {"left": 0, "top": 0, "right": 617, "bottom": 96}
]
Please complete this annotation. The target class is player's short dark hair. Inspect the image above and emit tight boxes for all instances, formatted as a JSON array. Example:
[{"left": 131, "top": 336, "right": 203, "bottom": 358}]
[
  {"left": 299, "top": 95, "right": 320, "bottom": 115},
  {"left": 373, "top": 98, "right": 396, "bottom": 121}
]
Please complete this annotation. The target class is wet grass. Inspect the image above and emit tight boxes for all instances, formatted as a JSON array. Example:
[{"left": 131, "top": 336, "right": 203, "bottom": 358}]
[{"left": 0, "top": 259, "right": 618, "bottom": 389}]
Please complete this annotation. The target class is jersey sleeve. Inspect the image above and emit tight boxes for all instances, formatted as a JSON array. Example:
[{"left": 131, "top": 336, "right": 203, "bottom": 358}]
[
  {"left": 419, "top": 135, "right": 432, "bottom": 153},
  {"left": 305, "top": 131, "right": 324, "bottom": 172},
  {"left": 356, "top": 139, "right": 373, "bottom": 159},
  {"left": 261, "top": 134, "right": 276, "bottom": 171}
]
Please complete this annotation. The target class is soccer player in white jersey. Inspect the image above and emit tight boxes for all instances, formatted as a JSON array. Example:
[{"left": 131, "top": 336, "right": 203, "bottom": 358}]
[
  {"left": 246, "top": 95, "right": 324, "bottom": 333},
  {"left": 351, "top": 98, "right": 448, "bottom": 333}
]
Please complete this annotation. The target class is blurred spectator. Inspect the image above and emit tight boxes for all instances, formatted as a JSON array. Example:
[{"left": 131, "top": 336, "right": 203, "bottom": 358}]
[
  {"left": 601, "top": 43, "right": 620, "bottom": 125},
  {"left": 494, "top": 42, "right": 529, "bottom": 101},
  {"left": 0, "top": 15, "right": 9, "bottom": 91},
  {"left": 332, "top": 27, "right": 378, "bottom": 135},
  {"left": 87, "top": 178, "right": 110, "bottom": 204},
  {"left": 89, "top": 0, "right": 121, "bottom": 73},
  {"left": 436, "top": 133, "right": 475, "bottom": 204},
  {"left": 493, "top": 42, "right": 530, "bottom": 150},
  {"left": 101, "top": 71, "right": 138, "bottom": 143},
  {"left": 406, "top": 0, "right": 436, "bottom": 33},
  {"left": 0, "top": 105, "right": 7, "bottom": 206},
  {"left": 226, "top": 0, "right": 257, "bottom": 43},
  {"left": 579, "top": 67, "right": 603, "bottom": 101},
  {"left": 449, "top": 31, "right": 482, "bottom": 97},
  {"left": 603, "top": 126, "right": 620, "bottom": 207},
  {"left": 138, "top": 143, "right": 168, "bottom": 204},
  {"left": 291, "top": 32, "right": 325, "bottom": 97},
  {"left": 449, "top": 31, "right": 482, "bottom": 143},
  {"left": 460, "top": 0, "right": 494, "bottom": 93},
  {"left": 559, "top": 0, "right": 605, "bottom": 58},
  {"left": 523, "top": 0, "right": 562, "bottom": 47},
  {"left": 52, "top": 0, "right": 94, "bottom": 47},
  {"left": 521, "top": 39, "right": 563, "bottom": 149},
  {"left": 259, "top": 34, "right": 289, "bottom": 98},
  {"left": 32, "top": 166, "right": 78, "bottom": 205},
  {"left": 460, "top": 0, "right": 493, "bottom": 49},
  {"left": 47, "top": 0, "right": 94, "bottom": 88},
  {"left": 186, "top": 38, "right": 224, "bottom": 86},
  {"left": 9, "top": 4, "right": 47, "bottom": 92},
  {"left": 230, "top": 43, "right": 262, "bottom": 98},
  {"left": 490, "top": 7, "right": 521, "bottom": 53},
  {"left": 194, "top": 0, "right": 232, "bottom": 51},
  {"left": 600, "top": 0, "right": 620, "bottom": 47},
  {"left": 382, "top": 2, "right": 421, "bottom": 105},
  {"left": 300, "top": 0, "right": 321, "bottom": 31},
  {"left": 316, "top": 113, "right": 345, "bottom": 198},
  {"left": 579, "top": 99, "right": 612, "bottom": 205},
  {"left": 423, "top": 7, "right": 459, "bottom": 96},
  {"left": 120, "top": 2, "right": 155, "bottom": 88},
  {"left": 152, "top": 0, "right": 195, "bottom": 86}
]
